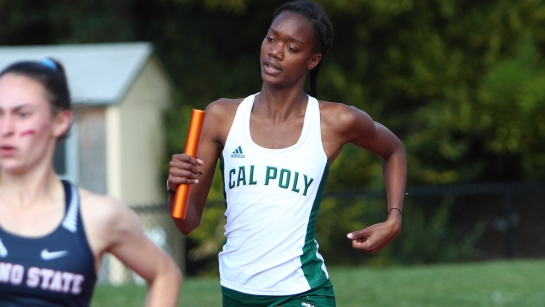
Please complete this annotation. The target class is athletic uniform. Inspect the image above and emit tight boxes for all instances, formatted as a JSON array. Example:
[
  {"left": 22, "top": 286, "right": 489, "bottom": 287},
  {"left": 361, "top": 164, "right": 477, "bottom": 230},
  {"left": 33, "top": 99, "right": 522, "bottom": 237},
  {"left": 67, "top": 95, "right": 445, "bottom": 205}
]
[
  {"left": 0, "top": 180, "right": 97, "bottom": 307},
  {"left": 220, "top": 94, "right": 335, "bottom": 306}
]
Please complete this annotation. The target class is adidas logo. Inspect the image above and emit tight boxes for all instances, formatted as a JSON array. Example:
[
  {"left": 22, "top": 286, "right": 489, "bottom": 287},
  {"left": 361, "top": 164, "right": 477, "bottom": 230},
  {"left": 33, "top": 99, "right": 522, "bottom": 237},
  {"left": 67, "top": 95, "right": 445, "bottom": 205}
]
[{"left": 231, "top": 146, "right": 245, "bottom": 158}]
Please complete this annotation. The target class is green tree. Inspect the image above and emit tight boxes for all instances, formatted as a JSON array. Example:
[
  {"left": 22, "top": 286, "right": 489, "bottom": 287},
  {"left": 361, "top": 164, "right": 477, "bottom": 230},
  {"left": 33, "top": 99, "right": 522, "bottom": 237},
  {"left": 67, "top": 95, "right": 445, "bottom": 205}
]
[{"left": 3, "top": 0, "right": 545, "bottom": 269}]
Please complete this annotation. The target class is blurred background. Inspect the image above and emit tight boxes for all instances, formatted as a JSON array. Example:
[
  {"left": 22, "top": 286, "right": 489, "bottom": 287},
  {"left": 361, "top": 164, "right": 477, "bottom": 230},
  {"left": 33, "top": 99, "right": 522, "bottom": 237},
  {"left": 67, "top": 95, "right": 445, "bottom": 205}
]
[{"left": 2, "top": 0, "right": 545, "bottom": 283}]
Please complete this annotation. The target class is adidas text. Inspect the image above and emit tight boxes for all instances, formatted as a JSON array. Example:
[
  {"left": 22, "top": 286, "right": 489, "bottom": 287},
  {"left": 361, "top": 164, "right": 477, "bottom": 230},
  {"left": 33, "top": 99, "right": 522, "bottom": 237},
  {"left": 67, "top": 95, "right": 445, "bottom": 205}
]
[{"left": 231, "top": 146, "right": 245, "bottom": 158}]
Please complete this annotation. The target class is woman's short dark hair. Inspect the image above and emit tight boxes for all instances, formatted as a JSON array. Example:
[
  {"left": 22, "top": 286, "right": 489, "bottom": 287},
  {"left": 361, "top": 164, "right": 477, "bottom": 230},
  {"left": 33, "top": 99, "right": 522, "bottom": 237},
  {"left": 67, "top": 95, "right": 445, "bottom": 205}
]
[
  {"left": 0, "top": 58, "right": 71, "bottom": 114},
  {"left": 273, "top": 0, "right": 334, "bottom": 98}
]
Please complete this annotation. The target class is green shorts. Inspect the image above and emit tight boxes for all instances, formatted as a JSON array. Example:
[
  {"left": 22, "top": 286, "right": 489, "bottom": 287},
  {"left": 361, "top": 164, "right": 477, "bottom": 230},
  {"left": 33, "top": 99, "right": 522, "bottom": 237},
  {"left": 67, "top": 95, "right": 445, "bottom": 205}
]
[{"left": 222, "top": 279, "right": 336, "bottom": 307}]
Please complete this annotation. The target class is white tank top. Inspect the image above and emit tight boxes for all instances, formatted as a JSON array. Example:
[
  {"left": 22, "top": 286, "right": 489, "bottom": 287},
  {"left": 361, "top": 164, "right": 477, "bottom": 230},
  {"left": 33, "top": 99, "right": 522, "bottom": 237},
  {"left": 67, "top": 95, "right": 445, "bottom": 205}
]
[{"left": 219, "top": 93, "right": 330, "bottom": 295}]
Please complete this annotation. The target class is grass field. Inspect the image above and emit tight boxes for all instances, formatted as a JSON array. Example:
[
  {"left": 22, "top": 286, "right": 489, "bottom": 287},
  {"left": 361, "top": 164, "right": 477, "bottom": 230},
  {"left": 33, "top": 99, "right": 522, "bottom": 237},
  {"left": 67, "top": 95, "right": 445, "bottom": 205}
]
[{"left": 91, "top": 259, "right": 545, "bottom": 307}]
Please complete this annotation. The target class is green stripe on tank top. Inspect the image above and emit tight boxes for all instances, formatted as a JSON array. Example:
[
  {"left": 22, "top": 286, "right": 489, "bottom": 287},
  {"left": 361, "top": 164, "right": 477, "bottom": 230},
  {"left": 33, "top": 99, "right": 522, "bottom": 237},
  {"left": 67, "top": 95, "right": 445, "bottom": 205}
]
[
  {"left": 301, "top": 162, "right": 330, "bottom": 288},
  {"left": 219, "top": 156, "right": 228, "bottom": 247},
  {"left": 219, "top": 156, "right": 227, "bottom": 206}
]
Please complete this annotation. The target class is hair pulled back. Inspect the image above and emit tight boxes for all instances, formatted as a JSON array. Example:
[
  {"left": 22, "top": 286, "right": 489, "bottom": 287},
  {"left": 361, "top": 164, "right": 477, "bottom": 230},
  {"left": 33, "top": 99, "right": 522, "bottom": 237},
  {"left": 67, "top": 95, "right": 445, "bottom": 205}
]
[
  {"left": 0, "top": 58, "right": 71, "bottom": 114},
  {"left": 273, "top": 0, "right": 334, "bottom": 98}
]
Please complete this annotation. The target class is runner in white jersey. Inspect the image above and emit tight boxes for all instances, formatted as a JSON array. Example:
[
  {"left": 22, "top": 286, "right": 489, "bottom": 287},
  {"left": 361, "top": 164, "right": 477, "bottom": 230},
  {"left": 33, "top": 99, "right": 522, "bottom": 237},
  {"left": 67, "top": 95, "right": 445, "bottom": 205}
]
[
  {"left": 220, "top": 93, "right": 329, "bottom": 295},
  {"left": 168, "top": 1, "right": 407, "bottom": 306}
]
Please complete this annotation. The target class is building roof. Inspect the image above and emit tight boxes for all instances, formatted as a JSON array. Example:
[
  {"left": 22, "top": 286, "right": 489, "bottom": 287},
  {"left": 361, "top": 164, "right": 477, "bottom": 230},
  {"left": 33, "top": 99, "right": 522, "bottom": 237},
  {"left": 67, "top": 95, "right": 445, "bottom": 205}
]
[{"left": 0, "top": 42, "right": 154, "bottom": 105}]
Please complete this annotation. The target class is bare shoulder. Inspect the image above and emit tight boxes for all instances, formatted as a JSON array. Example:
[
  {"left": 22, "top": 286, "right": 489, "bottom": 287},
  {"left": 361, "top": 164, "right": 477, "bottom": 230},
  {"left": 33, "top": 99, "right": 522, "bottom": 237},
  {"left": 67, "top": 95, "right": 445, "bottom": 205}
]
[
  {"left": 205, "top": 97, "right": 246, "bottom": 144},
  {"left": 318, "top": 100, "right": 375, "bottom": 136},
  {"left": 79, "top": 188, "right": 130, "bottom": 220},
  {"left": 76, "top": 189, "right": 139, "bottom": 256},
  {"left": 205, "top": 97, "right": 244, "bottom": 119},
  {"left": 78, "top": 189, "right": 138, "bottom": 240},
  {"left": 317, "top": 100, "right": 384, "bottom": 160}
]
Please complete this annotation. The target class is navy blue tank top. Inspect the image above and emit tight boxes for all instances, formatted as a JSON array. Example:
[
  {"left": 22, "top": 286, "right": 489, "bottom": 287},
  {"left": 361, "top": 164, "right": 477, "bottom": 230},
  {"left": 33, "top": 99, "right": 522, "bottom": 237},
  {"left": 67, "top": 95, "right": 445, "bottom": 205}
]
[{"left": 0, "top": 180, "right": 97, "bottom": 307}]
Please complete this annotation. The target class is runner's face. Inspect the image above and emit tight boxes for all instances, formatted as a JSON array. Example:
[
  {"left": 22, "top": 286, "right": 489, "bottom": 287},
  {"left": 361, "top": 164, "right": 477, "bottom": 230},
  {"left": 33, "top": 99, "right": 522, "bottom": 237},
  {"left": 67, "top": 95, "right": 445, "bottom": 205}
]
[
  {"left": 260, "top": 11, "right": 322, "bottom": 88},
  {"left": 0, "top": 73, "right": 70, "bottom": 174}
]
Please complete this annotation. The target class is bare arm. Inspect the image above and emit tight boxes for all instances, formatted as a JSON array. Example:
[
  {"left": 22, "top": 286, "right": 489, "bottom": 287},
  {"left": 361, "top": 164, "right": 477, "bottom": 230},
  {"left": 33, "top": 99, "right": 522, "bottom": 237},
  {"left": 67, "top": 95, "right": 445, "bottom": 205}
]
[
  {"left": 323, "top": 103, "right": 407, "bottom": 254},
  {"left": 81, "top": 192, "right": 182, "bottom": 307},
  {"left": 108, "top": 202, "right": 181, "bottom": 306},
  {"left": 167, "top": 99, "right": 236, "bottom": 234}
]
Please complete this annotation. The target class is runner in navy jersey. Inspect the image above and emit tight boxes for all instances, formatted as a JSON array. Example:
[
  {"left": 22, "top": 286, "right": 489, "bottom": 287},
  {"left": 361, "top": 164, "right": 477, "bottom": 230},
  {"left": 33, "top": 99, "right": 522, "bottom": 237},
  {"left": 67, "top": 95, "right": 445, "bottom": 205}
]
[{"left": 0, "top": 58, "right": 182, "bottom": 307}]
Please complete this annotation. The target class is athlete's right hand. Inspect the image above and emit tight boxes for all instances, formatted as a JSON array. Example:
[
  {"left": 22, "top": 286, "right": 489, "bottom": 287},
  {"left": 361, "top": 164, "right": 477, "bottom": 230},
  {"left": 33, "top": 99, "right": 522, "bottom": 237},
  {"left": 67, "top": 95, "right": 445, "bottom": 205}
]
[{"left": 167, "top": 154, "right": 204, "bottom": 190}]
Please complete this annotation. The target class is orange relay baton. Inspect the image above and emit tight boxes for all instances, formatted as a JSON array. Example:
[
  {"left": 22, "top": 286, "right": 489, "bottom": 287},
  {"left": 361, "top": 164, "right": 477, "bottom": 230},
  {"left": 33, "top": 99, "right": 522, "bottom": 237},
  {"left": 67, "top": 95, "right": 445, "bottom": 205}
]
[{"left": 172, "top": 109, "right": 206, "bottom": 219}]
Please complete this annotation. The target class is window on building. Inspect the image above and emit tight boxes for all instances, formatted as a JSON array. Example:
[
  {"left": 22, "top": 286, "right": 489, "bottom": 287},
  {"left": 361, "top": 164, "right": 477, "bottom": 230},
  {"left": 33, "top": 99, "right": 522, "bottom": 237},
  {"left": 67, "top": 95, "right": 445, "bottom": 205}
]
[{"left": 53, "top": 124, "right": 79, "bottom": 183}]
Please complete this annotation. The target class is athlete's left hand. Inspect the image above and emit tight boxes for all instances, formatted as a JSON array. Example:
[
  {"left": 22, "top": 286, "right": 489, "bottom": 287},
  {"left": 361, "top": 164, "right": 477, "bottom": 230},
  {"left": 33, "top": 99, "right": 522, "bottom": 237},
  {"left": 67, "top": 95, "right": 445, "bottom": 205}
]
[{"left": 346, "top": 215, "right": 402, "bottom": 254}]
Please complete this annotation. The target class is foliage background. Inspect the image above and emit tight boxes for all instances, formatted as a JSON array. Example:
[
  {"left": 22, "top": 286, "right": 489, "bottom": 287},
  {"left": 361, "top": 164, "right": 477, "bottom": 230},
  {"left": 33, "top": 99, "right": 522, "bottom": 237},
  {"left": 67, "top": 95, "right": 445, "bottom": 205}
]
[{"left": 2, "top": 0, "right": 544, "bottom": 273}]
